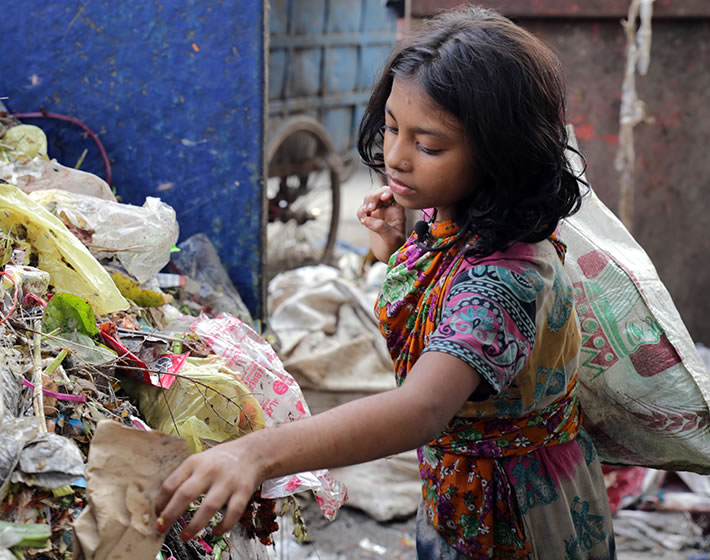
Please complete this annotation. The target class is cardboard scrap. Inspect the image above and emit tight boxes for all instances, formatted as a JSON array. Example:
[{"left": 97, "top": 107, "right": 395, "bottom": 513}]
[{"left": 72, "top": 420, "right": 190, "bottom": 560}]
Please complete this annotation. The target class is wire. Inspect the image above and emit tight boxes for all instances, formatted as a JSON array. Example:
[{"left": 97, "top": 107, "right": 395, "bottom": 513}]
[{"left": 13, "top": 110, "right": 112, "bottom": 186}]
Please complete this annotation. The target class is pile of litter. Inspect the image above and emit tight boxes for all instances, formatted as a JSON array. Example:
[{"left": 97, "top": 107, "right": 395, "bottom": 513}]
[{"left": 0, "top": 121, "right": 345, "bottom": 560}]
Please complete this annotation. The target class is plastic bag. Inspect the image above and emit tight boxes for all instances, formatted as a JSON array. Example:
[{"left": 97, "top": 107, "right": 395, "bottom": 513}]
[
  {"left": 561, "top": 129, "right": 710, "bottom": 472},
  {"left": 0, "top": 125, "right": 49, "bottom": 187},
  {"left": 171, "top": 233, "right": 253, "bottom": 324},
  {"left": 29, "top": 189, "right": 179, "bottom": 284},
  {"left": 0, "top": 184, "right": 128, "bottom": 315},
  {"left": 191, "top": 313, "right": 347, "bottom": 519},
  {"left": 0, "top": 418, "right": 41, "bottom": 501},
  {"left": 16, "top": 159, "right": 116, "bottom": 201},
  {"left": 1, "top": 125, "right": 48, "bottom": 160},
  {"left": 124, "top": 356, "right": 265, "bottom": 454}
]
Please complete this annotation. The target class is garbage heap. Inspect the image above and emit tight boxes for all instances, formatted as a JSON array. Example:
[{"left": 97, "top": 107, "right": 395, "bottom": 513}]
[{"left": 0, "top": 122, "right": 345, "bottom": 560}]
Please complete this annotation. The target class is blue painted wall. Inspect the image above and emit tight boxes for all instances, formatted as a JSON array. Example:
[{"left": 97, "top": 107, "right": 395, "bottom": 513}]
[{"left": 2, "top": 1, "right": 266, "bottom": 319}]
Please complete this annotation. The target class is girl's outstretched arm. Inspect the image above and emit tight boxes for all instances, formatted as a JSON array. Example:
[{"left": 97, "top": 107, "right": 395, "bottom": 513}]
[
  {"left": 155, "top": 351, "right": 480, "bottom": 538},
  {"left": 356, "top": 186, "right": 407, "bottom": 262}
]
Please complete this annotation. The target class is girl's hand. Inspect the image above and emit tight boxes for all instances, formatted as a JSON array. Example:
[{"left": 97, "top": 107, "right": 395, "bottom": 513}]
[
  {"left": 155, "top": 438, "right": 260, "bottom": 539},
  {"left": 356, "top": 186, "right": 407, "bottom": 262}
]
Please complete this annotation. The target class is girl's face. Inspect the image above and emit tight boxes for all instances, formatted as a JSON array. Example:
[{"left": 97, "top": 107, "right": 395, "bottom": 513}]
[{"left": 383, "top": 77, "right": 477, "bottom": 222}]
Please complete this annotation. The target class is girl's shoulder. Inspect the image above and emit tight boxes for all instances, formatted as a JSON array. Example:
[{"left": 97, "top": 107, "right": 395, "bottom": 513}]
[{"left": 459, "top": 237, "right": 563, "bottom": 279}]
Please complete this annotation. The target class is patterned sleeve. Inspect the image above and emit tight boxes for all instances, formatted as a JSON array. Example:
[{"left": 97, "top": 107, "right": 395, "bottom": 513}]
[{"left": 422, "top": 264, "right": 541, "bottom": 394}]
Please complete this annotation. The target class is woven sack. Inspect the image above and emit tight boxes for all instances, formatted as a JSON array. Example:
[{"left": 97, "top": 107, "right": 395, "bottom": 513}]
[{"left": 560, "top": 134, "right": 710, "bottom": 473}]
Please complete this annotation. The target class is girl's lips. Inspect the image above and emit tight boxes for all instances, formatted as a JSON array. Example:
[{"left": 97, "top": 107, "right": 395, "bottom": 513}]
[{"left": 388, "top": 176, "right": 415, "bottom": 195}]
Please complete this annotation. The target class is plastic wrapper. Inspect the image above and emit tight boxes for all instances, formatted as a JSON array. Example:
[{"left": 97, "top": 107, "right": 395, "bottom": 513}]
[
  {"left": 0, "top": 184, "right": 128, "bottom": 315},
  {"left": 191, "top": 313, "right": 347, "bottom": 519},
  {"left": 0, "top": 124, "right": 48, "bottom": 187},
  {"left": 124, "top": 356, "right": 265, "bottom": 454},
  {"left": 1, "top": 125, "right": 48, "bottom": 160},
  {"left": 29, "top": 189, "right": 179, "bottom": 284},
  {"left": 2, "top": 265, "right": 50, "bottom": 297}
]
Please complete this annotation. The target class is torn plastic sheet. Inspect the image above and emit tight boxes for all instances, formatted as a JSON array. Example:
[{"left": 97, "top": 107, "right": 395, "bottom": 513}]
[
  {"left": 0, "top": 418, "right": 41, "bottom": 501},
  {"left": 16, "top": 159, "right": 116, "bottom": 201},
  {"left": 10, "top": 432, "right": 85, "bottom": 489},
  {"left": 171, "top": 233, "right": 253, "bottom": 325},
  {"left": 191, "top": 313, "right": 347, "bottom": 520}
]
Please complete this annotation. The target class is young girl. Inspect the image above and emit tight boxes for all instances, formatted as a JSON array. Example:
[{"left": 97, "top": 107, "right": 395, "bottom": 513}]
[{"left": 156, "top": 7, "right": 615, "bottom": 558}]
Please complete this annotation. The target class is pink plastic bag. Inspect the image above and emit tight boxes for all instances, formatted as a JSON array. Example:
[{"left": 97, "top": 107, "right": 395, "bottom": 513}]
[{"left": 191, "top": 313, "right": 347, "bottom": 519}]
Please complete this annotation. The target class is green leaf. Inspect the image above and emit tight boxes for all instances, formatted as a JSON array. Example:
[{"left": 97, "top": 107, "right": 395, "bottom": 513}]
[{"left": 42, "top": 293, "right": 99, "bottom": 338}]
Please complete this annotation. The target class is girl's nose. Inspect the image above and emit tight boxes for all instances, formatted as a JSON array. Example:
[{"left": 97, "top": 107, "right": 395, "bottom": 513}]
[{"left": 384, "top": 137, "right": 411, "bottom": 172}]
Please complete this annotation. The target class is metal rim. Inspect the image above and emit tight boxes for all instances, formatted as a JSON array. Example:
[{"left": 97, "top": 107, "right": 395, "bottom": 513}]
[{"left": 265, "top": 116, "right": 341, "bottom": 280}]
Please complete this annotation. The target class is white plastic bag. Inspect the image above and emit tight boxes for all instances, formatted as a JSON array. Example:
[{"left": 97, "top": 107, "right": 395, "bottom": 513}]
[{"left": 29, "top": 189, "right": 178, "bottom": 283}]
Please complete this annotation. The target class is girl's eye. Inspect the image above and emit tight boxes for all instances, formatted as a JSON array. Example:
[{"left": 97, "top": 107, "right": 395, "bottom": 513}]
[
  {"left": 418, "top": 144, "right": 442, "bottom": 155},
  {"left": 384, "top": 124, "right": 398, "bottom": 134}
]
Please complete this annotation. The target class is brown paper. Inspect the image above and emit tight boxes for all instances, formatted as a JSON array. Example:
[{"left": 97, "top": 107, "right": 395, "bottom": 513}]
[{"left": 72, "top": 420, "right": 190, "bottom": 560}]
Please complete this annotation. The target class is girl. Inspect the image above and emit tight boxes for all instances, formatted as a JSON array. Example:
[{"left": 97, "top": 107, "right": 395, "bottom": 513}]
[{"left": 156, "top": 6, "right": 615, "bottom": 559}]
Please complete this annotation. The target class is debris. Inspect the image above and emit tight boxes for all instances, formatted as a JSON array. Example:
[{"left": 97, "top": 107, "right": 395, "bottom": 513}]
[
  {"left": 124, "top": 356, "right": 265, "bottom": 453},
  {"left": 0, "top": 121, "right": 343, "bottom": 559},
  {"left": 0, "top": 184, "right": 128, "bottom": 314},
  {"left": 358, "top": 537, "right": 387, "bottom": 555}
]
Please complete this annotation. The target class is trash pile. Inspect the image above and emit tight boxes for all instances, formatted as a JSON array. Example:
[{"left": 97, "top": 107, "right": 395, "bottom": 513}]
[{"left": 0, "top": 120, "right": 345, "bottom": 560}]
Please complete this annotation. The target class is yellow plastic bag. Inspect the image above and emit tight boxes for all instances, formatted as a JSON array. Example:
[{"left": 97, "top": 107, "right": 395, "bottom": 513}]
[
  {"left": 126, "top": 356, "right": 265, "bottom": 453},
  {"left": 0, "top": 184, "right": 128, "bottom": 315},
  {"left": 2, "top": 124, "right": 48, "bottom": 161}
]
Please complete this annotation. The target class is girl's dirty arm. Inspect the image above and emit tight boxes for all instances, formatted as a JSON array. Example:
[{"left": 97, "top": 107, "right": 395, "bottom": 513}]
[{"left": 156, "top": 351, "right": 480, "bottom": 537}]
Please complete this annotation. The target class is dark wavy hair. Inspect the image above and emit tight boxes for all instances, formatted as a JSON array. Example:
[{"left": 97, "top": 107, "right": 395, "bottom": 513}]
[{"left": 358, "top": 6, "right": 587, "bottom": 257}]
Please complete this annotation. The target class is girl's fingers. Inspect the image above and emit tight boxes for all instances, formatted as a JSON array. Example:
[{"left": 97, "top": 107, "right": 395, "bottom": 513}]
[
  {"left": 179, "top": 484, "right": 231, "bottom": 539},
  {"left": 361, "top": 215, "right": 395, "bottom": 235},
  {"left": 155, "top": 459, "right": 195, "bottom": 517},
  {"left": 213, "top": 493, "right": 248, "bottom": 536},
  {"left": 156, "top": 472, "right": 209, "bottom": 533},
  {"left": 360, "top": 187, "right": 394, "bottom": 213}
]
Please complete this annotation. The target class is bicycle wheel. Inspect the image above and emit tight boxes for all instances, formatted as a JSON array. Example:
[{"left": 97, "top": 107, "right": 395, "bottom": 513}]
[{"left": 265, "top": 116, "right": 341, "bottom": 280}]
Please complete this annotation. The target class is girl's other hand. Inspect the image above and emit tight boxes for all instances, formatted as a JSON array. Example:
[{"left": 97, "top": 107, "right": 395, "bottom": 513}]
[
  {"left": 155, "top": 438, "right": 259, "bottom": 539},
  {"left": 357, "top": 186, "right": 407, "bottom": 262}
]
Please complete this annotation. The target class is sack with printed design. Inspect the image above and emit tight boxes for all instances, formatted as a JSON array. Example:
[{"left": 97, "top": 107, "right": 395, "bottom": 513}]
[{"left": 561, "top": 133, "right": 710, "bottom": 473}]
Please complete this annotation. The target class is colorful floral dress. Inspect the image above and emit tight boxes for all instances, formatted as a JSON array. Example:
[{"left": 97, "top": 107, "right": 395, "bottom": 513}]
[{"left": 375, "top": 220, "right": 615, "bottom": 559}]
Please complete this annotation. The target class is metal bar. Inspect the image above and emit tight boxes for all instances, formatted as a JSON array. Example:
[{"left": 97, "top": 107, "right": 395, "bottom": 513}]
[
  {"left": 268, "top": 158, "right": 329, "bottom": 178},
  {"left": 411, "top": 0, "right": 710, "bottom": 19},
  {"left": 270, "top": 31, "right": 396, "bottom": 49},
  {"left": 268, "top": 92, "right": 372, "bottom": 114}
]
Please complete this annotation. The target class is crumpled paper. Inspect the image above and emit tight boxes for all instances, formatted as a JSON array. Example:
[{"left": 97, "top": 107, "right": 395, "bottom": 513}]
[{"left": 72, "top": 420, "right": 190, "bottom": 560}]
